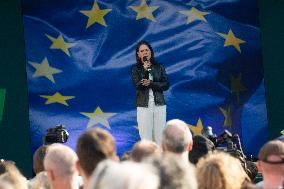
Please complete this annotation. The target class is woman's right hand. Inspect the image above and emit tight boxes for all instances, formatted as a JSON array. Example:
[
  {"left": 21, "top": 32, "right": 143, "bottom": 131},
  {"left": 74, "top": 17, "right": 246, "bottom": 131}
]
[{"left": 141, "top": 79, "right": 150, "bottom": 86}]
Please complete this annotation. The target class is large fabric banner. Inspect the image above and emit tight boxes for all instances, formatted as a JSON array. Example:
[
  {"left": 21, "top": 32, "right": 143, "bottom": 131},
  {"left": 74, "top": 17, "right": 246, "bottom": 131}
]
[{"left": 22, "top": 0, "right": 268, "bottom": 156}]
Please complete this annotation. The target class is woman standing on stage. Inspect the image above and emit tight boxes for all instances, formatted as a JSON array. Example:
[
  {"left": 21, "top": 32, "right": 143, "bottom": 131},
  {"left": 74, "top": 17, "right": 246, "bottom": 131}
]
[{"left": 131, "top": 41, "right": 169, "bottom": 145}]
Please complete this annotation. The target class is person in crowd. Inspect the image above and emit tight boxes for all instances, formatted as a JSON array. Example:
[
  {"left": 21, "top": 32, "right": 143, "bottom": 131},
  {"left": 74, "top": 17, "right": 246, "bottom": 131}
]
[
  {"left": 29, "top": 145, "right": 49, "bottom": 188},
  {"left": 0, "top": 160, "right": 27, "bottom": 189},
  {"left": 257, "top": 140, "right": 284, "bottom": 189},
  {"left": 131, "top": 40, "right": 169, "bottom": 145},
  {"left": 161, "top": 119, "right": 193, "bottom": 162},
  {"left": 44, "top": 143, "right": 79, "bottom": 189},
  {"left": 188, "top": 135, "right": 215, "bottom": 164},
  {"left": 120, "top": 151, "right": 131, "bottom": 161},
  {"left": 0, "top": 160, "right": 18, "bottom": 175},
  {"left": 0, "top": 178, "right": 15, "bottom": 189},
  {"left": 196, "top": 152, "right": 249, "bottom": 189},
  {"left": 33, "top": 145, "right": 49, "bottom": 175},
  {"left": 145, "top": 153, "right": 197, "bottom": 189},
  {"left": 30, "top": 171, "right": 50, "bottom": 189},
  {"left": 76, "top": 128, "right": 118, "bottom": 189},
  {"left": 131, "top": 140, "right": 161, "bottom": 162},
  {"left": 88, "top": 160, "right": 159, "bottom": 189}
]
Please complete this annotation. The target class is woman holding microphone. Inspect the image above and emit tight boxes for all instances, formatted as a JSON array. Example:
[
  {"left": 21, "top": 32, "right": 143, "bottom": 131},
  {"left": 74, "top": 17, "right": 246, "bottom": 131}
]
[{"left": 131, "top": 41, "right": 169, "bottom": 145}]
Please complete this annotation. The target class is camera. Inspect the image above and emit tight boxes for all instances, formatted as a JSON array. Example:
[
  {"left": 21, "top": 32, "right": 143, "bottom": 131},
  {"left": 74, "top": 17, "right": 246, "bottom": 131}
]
[
  {"left": 215, "top": 130, "right": 244, "bottom": 158},
  {"left": 201, "top": 126, "right": 217, "bottom": 145},
  {"left": 202, "top": 128, "right": 257, "bottom": 180},
  {"left": 44, "top": 125, "right": 69, "bottom": 144}
]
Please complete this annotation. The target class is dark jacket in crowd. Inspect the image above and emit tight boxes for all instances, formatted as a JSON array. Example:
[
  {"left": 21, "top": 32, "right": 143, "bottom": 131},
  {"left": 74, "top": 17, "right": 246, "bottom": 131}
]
[{"left": 131, "top": 62, "right": 169, "bottom": 107}]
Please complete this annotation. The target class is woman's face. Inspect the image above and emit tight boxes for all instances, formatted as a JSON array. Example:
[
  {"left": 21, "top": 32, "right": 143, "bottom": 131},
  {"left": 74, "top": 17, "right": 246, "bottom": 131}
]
[{"left": 137, "top": 44, "right": 152, "bottom": 61}]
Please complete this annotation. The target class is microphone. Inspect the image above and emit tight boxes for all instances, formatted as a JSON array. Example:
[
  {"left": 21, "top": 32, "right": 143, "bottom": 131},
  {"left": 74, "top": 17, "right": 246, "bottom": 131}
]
[
  {"left": 143, "top": 56, "right": 151, "bottom": 72},
  {"left": 143, "top": 56, "right": 148, "bottom": 62}
]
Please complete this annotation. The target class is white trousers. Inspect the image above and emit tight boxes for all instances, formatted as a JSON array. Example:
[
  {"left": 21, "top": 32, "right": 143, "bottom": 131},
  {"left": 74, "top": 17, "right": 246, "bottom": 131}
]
[{"left": 137, "top": 102, "right": 166, "bottom": 145}]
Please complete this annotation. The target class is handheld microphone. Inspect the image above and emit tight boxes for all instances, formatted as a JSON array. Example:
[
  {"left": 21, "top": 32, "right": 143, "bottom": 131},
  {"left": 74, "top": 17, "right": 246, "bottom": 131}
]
[
  {"left": 143, "top": 56, "right": 151, "bottom": 72},
  {"left": 143, "top": 56, "right": 148, "bottom": 62}
]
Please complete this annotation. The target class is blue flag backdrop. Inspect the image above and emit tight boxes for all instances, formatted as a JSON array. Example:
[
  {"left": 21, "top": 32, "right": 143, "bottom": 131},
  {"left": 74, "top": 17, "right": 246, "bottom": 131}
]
[{"left": 22, "top": 0, "right": 268, "bottom": 157}]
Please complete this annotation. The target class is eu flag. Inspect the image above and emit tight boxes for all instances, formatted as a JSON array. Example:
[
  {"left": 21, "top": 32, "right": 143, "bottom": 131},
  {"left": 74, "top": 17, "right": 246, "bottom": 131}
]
[{"left": 22, "top": 0, "right": 268, "bottom": 157}]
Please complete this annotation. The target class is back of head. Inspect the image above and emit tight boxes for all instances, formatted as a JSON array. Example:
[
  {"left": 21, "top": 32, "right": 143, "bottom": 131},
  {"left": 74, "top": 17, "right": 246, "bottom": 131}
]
[
  {"left": 196, "top": 152, "right": 248, "bottom": 189},
  {"left": 31, "top": 171, "right": 51, "bottom": 189},
  {"left": 0, "top": 179, "right": 15, "bottom": 189},
  {"left": 0, "top": 161, "right": 19, "bottom": 175},
  {"left": 44, "top": 143, "right": 78, "bottom": 178},
  {"left": 0, "top": 172, "right": 27, "bottom": 189},
  {"left": 258, "top": 140, "right": 284, "bottom": 163},
  {"left": 33, "top": 145, "right": 49, "bottom": 174},
  {"left": 188, "top": 135, "right": 215, "bottom": 164},
  {"left": 162, "top": 119, "right": 192, "bottom": 153},
  {"left": 0, "top": 160, "right": 27, "bottom": 189},
  {"left": 76, "top": 128, "right": 116, "bottom": 177},
  {"left": 146, "top": 153, "right": 197, "bottom": 189},
  {"left": 258, "top": 140, "right": 284, "bottom": 176},
  {"left": 131, "top": 140, "right": 161, "bottom": 162},
  {"left": 89, "top": 160, "right": 159, "bottom": 189}
]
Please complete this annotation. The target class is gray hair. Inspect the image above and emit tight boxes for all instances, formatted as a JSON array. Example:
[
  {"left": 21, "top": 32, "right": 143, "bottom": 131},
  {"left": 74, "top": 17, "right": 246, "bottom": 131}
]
[
  {"left": 31, "top": 171, "right": 51, "bottom": 189},
  {"left": 88, "top": 160, "right": 159, "bottom": 189},
  {"left": 162, "top": 119, "right": 192, "bottom": 153},
  {"left": 44, "top": 143, "right": 78, "bottom": 177},
  {"left": 145, "top": 153, "right": 198, "bottom": 189}
]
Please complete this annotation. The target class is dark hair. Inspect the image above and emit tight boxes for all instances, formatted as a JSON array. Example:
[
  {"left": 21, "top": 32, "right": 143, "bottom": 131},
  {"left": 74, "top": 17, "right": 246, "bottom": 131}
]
[
  {"left": 188, "top": 135, "right": 215, "bottom": 164},
  {"left": 76, "top": 128, "right": 116, "bottom": 176},
  {"left": 135, "top": 40, "right": 155, "bottom": 65}
]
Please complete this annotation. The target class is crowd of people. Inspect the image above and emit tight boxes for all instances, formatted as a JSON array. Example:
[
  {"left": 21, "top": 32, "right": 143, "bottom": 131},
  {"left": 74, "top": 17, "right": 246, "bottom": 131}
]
[{"left": 0, "top": 119, "right": 283, "bottom": 189}]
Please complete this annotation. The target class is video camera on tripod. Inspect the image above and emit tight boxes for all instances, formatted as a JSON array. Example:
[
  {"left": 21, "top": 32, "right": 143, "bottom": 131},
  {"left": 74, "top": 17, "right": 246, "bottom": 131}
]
[
  {"left": 202, "top": 127, "right": 257, "bottom": 180},
  {"left": 202, "top": 127, "right": 244, "bottom": 157}
]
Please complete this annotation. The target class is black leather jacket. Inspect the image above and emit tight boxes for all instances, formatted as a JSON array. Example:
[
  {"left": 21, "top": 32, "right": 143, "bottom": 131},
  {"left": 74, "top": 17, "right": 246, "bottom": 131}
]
[{"left": 131, "top": 62, "right": 169, "bottom": 107}]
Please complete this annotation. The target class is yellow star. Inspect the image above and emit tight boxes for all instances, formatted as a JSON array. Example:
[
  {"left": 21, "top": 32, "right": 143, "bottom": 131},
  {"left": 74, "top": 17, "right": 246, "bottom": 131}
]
[
  {"left": 80, "top": 2, "right": 112, "bottom": 28},
  {"left": 46, "top": 34, "right": 75, "bottom": 56},
  {"left": 179, "top": 7, "right": 209, "bottom": 24},
  {"left": 230, "top": 74, "right": 247, "bottom": 104},
  {"left": 40, "top": 92, "right": 75, "bottom": 106},
  {"left": 219, "top": 106, "right": 232, "bottom": 128},
  {"left": 80, "top": 106, "right": 116, "bottom": 129},
  {"left": 188, "top": 118, "right": 204, "bottom": 135},
  {"left": 129, "top": 0, "right": 159, "bottom": 22},
  {"left": 217, "top": 29, "right": 246, "bottom": 53},
  {"left": 28, "top": 58, "right": 62, "bottom": 83}
]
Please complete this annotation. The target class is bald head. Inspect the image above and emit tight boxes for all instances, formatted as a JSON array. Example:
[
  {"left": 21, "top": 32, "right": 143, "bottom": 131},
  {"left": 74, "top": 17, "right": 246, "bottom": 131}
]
[
  {"left": 162, "top": 119, "right": 193, "bottom": 153},
  {"left": 131, "top": 140, "right": 161, "bottom": 162},
  {"left": 44, "top": 143, "right": 78, "bottom": 178}
]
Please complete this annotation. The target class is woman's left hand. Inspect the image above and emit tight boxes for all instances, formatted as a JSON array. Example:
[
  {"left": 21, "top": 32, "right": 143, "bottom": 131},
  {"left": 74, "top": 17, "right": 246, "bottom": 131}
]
[{"left": 141, "top": 79, "right": 151, "bottom": 86}]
